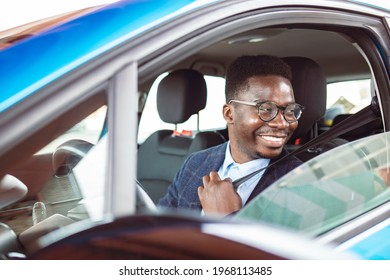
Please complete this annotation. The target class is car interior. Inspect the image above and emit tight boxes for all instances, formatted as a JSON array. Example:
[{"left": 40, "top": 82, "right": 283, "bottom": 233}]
[
  {"left": 137, "top": 69, "right": 226, "bottom": 202},
  {"left": 135, "top": 27, "right": 383, "bottom": 203},
  {"left": 0, "top": 6, "right": 388, "bottom": 259}
]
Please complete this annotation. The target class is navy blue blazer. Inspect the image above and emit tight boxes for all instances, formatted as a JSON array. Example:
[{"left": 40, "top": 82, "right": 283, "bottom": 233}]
[{"left": 158, "top": 142, "right": 302, "bottom": 213}]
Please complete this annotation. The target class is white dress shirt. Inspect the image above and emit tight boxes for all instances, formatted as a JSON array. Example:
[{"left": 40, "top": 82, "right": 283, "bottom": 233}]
[{"left": 218, "top": 142, "right": 270, "bottom": 206}]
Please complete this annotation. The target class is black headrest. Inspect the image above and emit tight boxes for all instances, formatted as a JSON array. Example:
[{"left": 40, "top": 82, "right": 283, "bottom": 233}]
[
  {"left": 283, "top": 57, "right": 327, "bottom": 141},
  {"left": 157, "top": 69, "right": 207, "bottom": 124}
]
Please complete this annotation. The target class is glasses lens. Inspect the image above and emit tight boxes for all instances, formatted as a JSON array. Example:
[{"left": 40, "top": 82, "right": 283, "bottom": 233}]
[
  {"left": 258, "top": 102, "right": 278, "bottom": 121},
  {"left": 257, "top": 102, "right": 303, "bottom": 123},
  {"left": 284, "top": 104, "right": 303, "bottom": 122}
]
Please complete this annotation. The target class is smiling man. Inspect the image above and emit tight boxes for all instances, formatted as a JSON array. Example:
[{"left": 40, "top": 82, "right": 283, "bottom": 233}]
[{"left": 158, "top": 55, "right": 303, "bottom": 216}]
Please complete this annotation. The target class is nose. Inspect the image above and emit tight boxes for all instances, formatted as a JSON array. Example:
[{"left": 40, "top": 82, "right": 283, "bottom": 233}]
[{"left": 267, "top": 110, "right": 289, "bottom": 128}]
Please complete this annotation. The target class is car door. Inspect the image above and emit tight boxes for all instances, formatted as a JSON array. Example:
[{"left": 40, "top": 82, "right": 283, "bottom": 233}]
[{"left": 1, "top": 0, "right": 390, "bottom": 260}]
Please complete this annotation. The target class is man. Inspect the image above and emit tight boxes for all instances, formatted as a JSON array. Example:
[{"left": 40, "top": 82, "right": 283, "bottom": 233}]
[{"left": 158, "top": 55, "right": 303, "bottom": 216}]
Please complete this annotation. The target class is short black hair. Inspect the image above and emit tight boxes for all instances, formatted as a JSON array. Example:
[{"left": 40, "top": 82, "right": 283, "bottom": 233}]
[{"left": 225, "top": 55, "right": 292, "bottom": 101}]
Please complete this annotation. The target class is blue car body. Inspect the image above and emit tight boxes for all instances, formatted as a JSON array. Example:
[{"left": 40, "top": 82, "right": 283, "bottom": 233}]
[{"left": 0, "top": 0, "right": 209, "bottom": 112}]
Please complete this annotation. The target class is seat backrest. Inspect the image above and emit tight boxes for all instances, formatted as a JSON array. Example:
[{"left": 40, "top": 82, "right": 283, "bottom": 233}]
[
  {"left": 283, "top": 57, "right": 327, "bottom": 145},
  {"left": 283, "top": 57, "right": 347, "bottom": 161},
  {"left": 137, "top": 69, "right": 225, "bottom": 203}
]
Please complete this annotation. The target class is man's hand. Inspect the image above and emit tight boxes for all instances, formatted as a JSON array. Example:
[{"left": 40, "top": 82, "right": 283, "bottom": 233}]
[{"left": 198, "top": 171, "right": 242, "bottom": 216}]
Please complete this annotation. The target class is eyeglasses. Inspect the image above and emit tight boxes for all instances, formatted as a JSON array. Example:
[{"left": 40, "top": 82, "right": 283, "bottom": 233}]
[{"left": 229, "top": 100, "right": 304, "bottom": 123}]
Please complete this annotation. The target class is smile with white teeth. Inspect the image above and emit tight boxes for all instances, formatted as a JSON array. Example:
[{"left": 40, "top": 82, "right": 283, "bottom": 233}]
[{"left": 261, "top": 135, "right": 285, "bottom": 143}]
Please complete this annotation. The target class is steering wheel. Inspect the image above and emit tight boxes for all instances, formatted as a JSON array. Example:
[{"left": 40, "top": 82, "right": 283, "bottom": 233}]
[{"left": 136, "top": 180, "right": 157, "bottom": 212}]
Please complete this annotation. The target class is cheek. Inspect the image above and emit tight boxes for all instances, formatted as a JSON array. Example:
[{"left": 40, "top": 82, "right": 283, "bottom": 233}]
[
  {"left": 234, "top": 114, "right": 264, "bottom": 141},
  {"left": 235, "top": 109, "right": 261, "bottom": 126},
  {"left": 246, "top": 115, "right": 262, "bottom": 125},
  {"left": 289, "top": 122, "right": 299, "bottom": 132}
]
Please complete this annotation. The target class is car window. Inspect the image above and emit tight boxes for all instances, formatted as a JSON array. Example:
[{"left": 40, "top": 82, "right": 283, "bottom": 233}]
[
  {"left": 236, "top": 131, "right": 390, "bottom": 237},
  {"left": 0, "top": 105, "right": 107, "bottom": 244},
  {"left": 324, "top": 79, "right": 371, "bottom": 125},
  {"left": 137, "top": 73, "right": 226, "bottom": 144},
  {"left": 37, "top": 106, "right": 107, "bottom": 154}
]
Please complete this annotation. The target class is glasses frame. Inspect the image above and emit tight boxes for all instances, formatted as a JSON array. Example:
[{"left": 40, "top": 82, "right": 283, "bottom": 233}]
[{"left": 229, "top": 99, "right": 305, "bottom": 123}]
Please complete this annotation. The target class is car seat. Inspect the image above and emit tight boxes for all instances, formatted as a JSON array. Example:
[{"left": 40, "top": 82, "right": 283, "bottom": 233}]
[
  {"left": 283, "top": 57, "right": 348, "bottom": 161},
  {"left": 137, "top": 69, "right": 225, "bottom": 203}
]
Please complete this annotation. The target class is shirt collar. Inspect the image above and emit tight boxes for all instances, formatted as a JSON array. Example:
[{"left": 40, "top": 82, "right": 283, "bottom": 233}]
[{"left": 220, "top": 141, "right": 270, "bottom": 178}]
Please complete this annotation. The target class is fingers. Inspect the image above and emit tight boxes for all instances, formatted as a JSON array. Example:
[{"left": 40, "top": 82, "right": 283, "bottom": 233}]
[
  {"left": 208, "top": 171, "right": 233, "bottom": 184},
  {"left": 208, "top": 171, "right": 221, "bottom": 181},
  {"left": 202, "top": 174, "right": 210, "bottom": 185},
  {"left": 224, "top": 177, "right": 232, "bottom": 183},
  {"left": 197, "top": 185, "right": 204, "bottom": 195},
  {"left": 197, "top": 171, "right": 243, "bottom": 216},
  {"left": 202, "top": 171, "right": 220, "bottom": 185},
  {"left": 202, "top": 171, "right": 233, "bottom": 189}
]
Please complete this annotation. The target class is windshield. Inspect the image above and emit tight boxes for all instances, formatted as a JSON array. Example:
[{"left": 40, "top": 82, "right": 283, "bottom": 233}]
[{"left": 236, "top": 132, "right": 390, "bottom": 236}]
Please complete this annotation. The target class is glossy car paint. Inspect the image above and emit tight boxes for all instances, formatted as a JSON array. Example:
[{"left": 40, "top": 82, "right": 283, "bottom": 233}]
[
  {"left": 0, "top": 0, "right": 213, "bottom": 112},
  {"left": 338, "top": 218, "right": 390, "bottom": 259}
]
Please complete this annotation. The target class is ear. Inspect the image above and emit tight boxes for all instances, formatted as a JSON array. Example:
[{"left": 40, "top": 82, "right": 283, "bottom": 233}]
[{"left": 223, "top": 104, "right": 234, "bottom": 124}]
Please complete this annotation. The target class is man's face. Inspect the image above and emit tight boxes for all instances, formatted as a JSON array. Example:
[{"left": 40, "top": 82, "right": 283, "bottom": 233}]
[{"left": 224, "top": 75, "right": 298, "bottom": 163}]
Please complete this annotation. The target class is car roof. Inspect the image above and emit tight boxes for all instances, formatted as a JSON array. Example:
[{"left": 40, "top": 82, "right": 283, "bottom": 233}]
[{"left": 0, "top": 0, "right": 214, "bottom": 112}]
